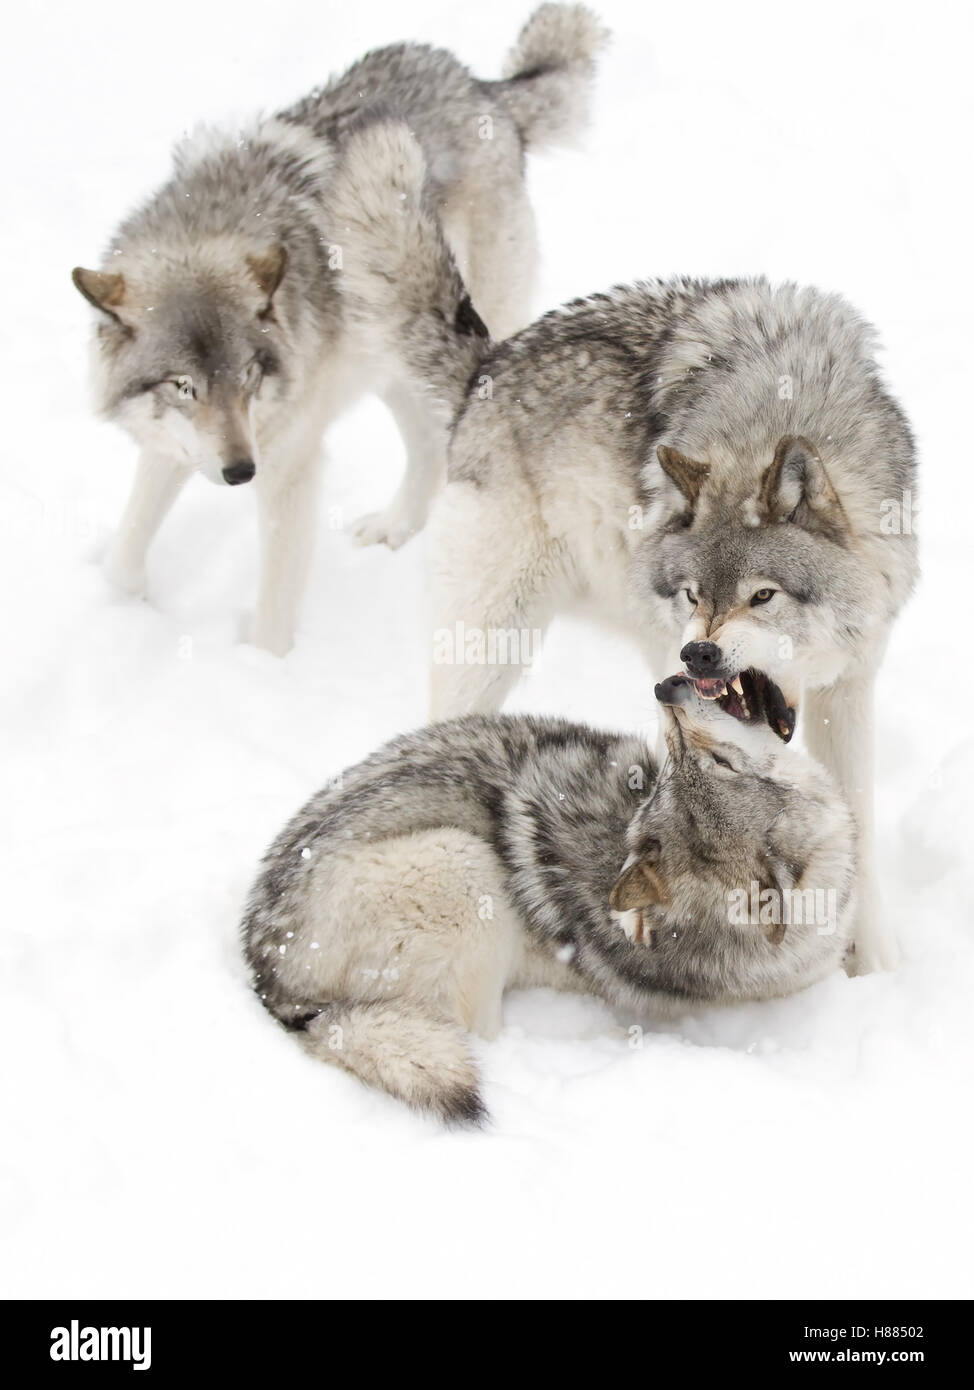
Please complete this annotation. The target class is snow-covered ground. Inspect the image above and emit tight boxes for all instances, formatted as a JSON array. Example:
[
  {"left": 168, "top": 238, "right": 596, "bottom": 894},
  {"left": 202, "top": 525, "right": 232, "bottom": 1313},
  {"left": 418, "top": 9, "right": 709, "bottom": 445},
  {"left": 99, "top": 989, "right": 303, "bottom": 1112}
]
[{"left": 2, "top": 0, "right": 972, "bottom": 1298}]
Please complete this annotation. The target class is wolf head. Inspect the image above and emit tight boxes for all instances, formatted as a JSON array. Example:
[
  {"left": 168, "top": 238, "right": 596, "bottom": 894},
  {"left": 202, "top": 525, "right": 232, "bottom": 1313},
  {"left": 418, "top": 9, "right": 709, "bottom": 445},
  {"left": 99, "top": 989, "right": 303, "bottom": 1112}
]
[
  {"left": 646, "top": 436, "right": 870, "bottom": 701},
  {"left": 609, "top": 665, "right": 855, "bottom": 967},
  {"left": 72, "top": 244, "right": 291, "bottom": 486}
]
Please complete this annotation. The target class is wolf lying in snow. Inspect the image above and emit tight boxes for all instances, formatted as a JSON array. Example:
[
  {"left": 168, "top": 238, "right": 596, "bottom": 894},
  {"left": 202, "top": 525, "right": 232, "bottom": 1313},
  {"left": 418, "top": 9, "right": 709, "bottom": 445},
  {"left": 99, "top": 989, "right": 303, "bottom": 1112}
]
[
  {"left": 71, "top": 5, "right": 606, "bottom": 654},
  {"left": 242, "top": 669, "right": 855, "bottom": 1123}
]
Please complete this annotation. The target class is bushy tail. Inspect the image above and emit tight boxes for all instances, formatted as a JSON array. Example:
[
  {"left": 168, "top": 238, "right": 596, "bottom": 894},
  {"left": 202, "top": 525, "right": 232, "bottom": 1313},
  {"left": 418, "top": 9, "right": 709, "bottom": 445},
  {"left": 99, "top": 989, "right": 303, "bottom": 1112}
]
[
  {"left": 291, "top": 1001, "right": 486, "bottom": 1126},
  {"left": 330, "top": 119, "right": 491, "bottom": 422},
  {"left": 499, "top": 4, "right": 608, "bottom": 150}
]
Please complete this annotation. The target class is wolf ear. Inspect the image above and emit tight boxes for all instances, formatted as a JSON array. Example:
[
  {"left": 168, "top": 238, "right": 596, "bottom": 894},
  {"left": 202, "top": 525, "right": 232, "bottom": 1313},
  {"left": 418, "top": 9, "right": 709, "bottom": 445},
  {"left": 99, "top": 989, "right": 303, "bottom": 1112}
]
[
  {"left": 609, "top": 842, "right": 669, "bottom": 912},
  {"left": 656, "top": 445, "right": 710, "bottom": 512},
  {"left": 758, "top": 436, "right": 850, "bottom": 543},
  {"left": 247, "top": 246, "right": 288, "bottom": 304},
  {"left": 72, "top": 267, "right": 126, "bottom": 320}
]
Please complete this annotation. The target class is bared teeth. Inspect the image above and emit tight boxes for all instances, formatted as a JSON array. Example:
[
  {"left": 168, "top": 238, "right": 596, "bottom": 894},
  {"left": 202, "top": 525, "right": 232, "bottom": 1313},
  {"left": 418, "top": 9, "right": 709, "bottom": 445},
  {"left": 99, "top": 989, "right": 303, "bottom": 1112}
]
[
  {"left": 693, "top": 677, "right": 726, "bottom": 700},
  {"left": 730, "top": 675, "right": 744, "bottom": 696}
]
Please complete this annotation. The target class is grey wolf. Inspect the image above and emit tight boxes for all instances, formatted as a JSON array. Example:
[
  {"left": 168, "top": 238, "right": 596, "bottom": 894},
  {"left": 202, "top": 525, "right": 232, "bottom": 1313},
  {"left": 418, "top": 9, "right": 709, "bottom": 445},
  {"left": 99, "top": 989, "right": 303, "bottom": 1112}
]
[
  {"left": 424, "top": 277, "right": 918, "bottom": 973},
  {"left": 71, "top": 5, "right": 606, "bottom": 654},
  {"left": 242, "top": 668, "right": 854, "bottom": 1123}
]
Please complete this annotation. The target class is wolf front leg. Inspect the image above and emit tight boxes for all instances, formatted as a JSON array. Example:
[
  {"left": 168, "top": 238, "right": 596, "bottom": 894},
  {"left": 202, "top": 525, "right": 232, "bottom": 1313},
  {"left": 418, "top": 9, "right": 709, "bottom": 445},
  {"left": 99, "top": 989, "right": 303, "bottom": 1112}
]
[
  {"left": 426, "top": 479, "right": 557, "bottom": 719},
  {"left": 252, "top": 451, "right": 321, "bottom": 657},
  {"left": 804, "top": 668, "right": 898, "bottom": 973},
  {"left": 429, "top": 623, "right": 534, "bottom": 719},
  {"left": 351, "top": 380, "right": 448, "bottom": 550},
  {"left": 104, "top": 450, "right": 189, "bottom": 595}
]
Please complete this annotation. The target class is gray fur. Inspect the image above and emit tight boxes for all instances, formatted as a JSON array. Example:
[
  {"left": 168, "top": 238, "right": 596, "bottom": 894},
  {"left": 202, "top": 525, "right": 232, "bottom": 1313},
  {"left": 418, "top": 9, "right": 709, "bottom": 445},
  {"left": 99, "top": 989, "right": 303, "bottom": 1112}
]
[
  {"left": 242, "top": 696, "right": 855, "bottom": 1124},
  {"left": 425, "top": 276, "right": 919, "bottom": 973},
  {"left": 498, "top": 2, "right": 608, "bottom": 147},
  {"left": 72, "top": 7, "right": 606, "bottom": 654}
]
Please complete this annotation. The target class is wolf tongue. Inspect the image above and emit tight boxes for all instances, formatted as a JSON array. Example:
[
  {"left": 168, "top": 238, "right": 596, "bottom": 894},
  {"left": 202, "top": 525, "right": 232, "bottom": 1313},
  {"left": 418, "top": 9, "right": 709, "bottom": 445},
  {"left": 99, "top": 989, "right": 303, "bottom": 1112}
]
[{"left": 693, "top": 677, "right": 726, "bottom": 699}]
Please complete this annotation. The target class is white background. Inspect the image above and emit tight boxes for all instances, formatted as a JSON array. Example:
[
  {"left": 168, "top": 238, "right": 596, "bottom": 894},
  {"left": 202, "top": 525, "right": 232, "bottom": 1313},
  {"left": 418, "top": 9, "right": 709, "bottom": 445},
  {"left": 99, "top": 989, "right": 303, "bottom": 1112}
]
[{"left": 1, "top": 0, "right": 972, "bottom": 1297}]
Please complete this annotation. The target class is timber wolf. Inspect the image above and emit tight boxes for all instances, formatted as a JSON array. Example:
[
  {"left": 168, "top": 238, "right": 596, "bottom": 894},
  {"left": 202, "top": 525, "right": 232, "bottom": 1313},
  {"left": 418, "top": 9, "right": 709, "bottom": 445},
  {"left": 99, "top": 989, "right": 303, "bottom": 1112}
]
[
  {"left": 424, "top": 276, "right": 918, "bottom": 973},
  {"left": 71, "top": 5, "right": 606, "bottom": 654},
  {"left": 242, "top": 668, "right": 855, "bottom": 1123}
]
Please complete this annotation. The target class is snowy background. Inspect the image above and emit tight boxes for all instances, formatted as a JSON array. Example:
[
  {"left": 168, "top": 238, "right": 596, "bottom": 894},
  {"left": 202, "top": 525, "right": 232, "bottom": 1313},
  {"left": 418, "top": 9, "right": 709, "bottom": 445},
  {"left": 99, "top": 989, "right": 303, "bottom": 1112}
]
[{"left": 2, "top": 0, "right": 973, "bottom": 1298}]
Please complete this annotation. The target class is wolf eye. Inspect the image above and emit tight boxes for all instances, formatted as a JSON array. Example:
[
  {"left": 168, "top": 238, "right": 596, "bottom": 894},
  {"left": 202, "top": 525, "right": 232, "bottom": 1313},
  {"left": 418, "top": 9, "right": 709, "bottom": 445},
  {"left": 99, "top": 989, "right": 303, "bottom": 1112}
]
[
  {"left": 685, "top": 589, "right": 697, "bottom": 605},
  {"left": 711, "top": 752, "right": 736, "bottom": 771},
  {"left": 750, "top": 588, "right": 776, "bottom": 605}
]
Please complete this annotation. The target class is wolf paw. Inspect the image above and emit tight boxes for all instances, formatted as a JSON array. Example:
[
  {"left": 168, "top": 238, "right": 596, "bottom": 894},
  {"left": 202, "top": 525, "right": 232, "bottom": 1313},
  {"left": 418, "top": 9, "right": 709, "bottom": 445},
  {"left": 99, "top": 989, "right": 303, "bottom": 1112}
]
[
  {"left": 103, "top": 554, "right": 146, "bottom": 597},
  {"left": 845, "top": 933, "right": 901, "bottom": 976},
  {"left": 248, "top": 617, "right": 294, "bottom": 658},
  {"left": 350, "top": 509, "right": 417, "bottom": 550}
]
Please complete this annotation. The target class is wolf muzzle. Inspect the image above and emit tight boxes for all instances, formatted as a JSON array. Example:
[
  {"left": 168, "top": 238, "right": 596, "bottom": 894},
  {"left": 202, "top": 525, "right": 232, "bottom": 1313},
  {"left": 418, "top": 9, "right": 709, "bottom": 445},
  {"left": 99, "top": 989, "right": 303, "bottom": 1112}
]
[
  {"left": 680, "top": 640, "right": 723, "bottom": 677},
  {"left": 655, "top": 674, "right": 694, "bottom": 706}
]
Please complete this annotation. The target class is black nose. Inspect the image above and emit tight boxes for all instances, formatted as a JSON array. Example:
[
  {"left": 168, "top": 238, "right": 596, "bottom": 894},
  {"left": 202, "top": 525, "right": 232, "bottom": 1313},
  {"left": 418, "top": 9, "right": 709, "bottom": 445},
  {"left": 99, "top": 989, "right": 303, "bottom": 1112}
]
[
  {"left": 681, "top": 640, "right": 722, "bottom": 675},
  {"left": 655, "top": 675, "right": 693, "bottom": 706},
  {"left": 222, "top": 460, "right": 255, "bottom": 486}
]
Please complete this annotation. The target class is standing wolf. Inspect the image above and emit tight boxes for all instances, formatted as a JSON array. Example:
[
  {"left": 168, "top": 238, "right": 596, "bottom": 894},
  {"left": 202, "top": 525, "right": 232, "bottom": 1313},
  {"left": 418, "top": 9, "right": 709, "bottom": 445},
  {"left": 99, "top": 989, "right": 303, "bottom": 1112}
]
[
  {"left": 242, "top": 669, "right": 855, "bottom": 1123},
  {"left": 71, "top": 6, "right": 605, "bottom": 654},
  {"left": 418, "top": 278, "right": 918, "bottom": 974}
]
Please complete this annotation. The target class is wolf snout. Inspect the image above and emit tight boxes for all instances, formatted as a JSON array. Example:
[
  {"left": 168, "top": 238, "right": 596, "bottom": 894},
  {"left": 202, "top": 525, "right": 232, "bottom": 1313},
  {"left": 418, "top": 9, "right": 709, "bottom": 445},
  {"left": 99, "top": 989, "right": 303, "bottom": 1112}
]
[
  {"left": 680, "top": 640, "right": 722, "bottom": 676},
  {"left": 222, "top": 459, "right": 256, "bottom": 486},
  {"left": 655, "top": 674, "right": 693, "bottom": 706}
]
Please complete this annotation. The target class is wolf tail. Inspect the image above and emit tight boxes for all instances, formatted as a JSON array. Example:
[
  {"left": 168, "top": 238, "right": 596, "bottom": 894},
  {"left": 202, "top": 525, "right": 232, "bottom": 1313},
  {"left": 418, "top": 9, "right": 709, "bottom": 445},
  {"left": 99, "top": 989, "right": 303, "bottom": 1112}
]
[
  {"left": 498, "top": 4, "right": 608, "bottom": 150},
  {"left": 277, "top": 999, "right": 486, "bottom": 1126},
  {"left": 330, "top": 120, "right": 491, "bottom": 421}
]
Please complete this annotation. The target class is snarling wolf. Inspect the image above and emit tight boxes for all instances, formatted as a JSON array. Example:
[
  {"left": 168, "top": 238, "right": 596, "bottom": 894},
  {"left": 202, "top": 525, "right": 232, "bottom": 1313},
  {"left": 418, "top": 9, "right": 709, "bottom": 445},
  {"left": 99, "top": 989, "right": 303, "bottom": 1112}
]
[
  {"left": 422, "top": 277, "right": 918, "bottom": 973},
  {"left": 72, "top": 5, "right": 606, "bottom": 654},
  {"left": 242, "top": 671, "right": 854, "bottom": 1124}
]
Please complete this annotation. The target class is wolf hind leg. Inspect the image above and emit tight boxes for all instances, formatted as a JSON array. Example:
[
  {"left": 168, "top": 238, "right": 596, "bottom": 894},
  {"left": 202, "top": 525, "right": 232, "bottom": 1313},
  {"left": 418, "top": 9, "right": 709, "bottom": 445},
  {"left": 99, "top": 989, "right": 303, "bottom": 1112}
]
[
  {"left": 105, "top": 449, "right": 190, "bottom": 595},
  {"left": 455, "top": 179, "right": 539, "bottom": 341},
  {"left": 350, "top": 378, "right": 447, "bottom": 550},
  {"left": 299, "top": 828, "right": 519, "bottom": 1121}
]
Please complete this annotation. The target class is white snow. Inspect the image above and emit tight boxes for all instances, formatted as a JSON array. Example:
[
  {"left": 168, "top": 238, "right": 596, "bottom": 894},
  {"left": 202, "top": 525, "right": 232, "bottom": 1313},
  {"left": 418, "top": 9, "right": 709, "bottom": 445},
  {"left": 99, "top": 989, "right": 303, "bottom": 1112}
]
[{"left": 2, "top": 0, "right": 972, "bottom": 1298}]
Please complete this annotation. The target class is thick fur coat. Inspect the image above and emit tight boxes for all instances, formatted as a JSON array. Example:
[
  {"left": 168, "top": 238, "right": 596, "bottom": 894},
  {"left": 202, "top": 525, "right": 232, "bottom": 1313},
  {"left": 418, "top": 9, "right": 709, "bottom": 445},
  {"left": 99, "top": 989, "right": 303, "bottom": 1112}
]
[
  {"left": 72, "top": 5, "right": 606, "bottom": 652},
  {"left": 242, "top": 702, "right": 855, "bottom": 1123},
  {"left": 422, "top": 277, "right": 918, "bottom": 972}
]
